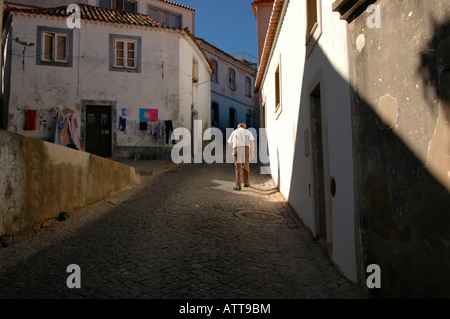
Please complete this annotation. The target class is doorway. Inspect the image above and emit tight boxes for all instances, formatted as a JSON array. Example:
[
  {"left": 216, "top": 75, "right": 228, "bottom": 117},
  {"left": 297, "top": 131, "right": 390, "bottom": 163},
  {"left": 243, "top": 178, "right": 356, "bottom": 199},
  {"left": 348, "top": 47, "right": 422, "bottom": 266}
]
[
  {"left": 85, "top": 105, "right": 112, "bottom": 157},
  {"left": 310, "top": 85, "right": 327, "bottom": 240},
  {"left": 229, "top": 108, "right": 236, "bottom": 129}
]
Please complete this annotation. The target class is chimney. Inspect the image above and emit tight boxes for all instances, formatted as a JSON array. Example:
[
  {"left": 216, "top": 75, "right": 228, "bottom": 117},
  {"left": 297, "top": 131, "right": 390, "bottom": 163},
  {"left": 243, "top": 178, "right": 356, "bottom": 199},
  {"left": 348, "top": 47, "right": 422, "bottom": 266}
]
[{"left": 251, "top": 0, "right": 275, "bottom": 64}]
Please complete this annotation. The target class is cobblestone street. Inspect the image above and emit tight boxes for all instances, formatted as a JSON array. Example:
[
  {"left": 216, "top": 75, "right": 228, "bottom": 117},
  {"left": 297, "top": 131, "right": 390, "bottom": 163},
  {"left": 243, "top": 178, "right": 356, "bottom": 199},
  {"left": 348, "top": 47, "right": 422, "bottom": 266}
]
[{"left": 0, "top": 162, "right": 363, "bottom": 299}]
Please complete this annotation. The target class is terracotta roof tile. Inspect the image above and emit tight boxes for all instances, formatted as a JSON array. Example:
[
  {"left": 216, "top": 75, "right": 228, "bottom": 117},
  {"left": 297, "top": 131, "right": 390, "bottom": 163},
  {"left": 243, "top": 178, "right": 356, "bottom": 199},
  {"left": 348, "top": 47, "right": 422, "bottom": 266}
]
[
  {"left": 254, "top": 0, "right": 284, "bottom": 92},
  {"left": 5, "top": 3, "right": 163, "bottom": 28},
  {"left": 156, "top": 0, "right": 195, "bottom": 12}
]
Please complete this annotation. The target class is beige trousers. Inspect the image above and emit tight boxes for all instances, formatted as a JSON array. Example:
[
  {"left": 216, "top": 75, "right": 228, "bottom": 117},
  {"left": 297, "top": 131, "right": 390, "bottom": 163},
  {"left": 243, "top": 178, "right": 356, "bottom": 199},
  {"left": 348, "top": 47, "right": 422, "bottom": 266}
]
[{"left": 233, "top": 147, "right": 250, "bottom": 186}]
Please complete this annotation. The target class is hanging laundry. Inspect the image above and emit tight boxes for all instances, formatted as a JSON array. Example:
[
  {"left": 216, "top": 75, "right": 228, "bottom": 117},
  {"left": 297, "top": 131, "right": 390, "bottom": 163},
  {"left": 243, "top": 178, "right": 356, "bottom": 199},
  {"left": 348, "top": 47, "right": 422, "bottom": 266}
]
[
  {"left": 157, "top": 120, "right": 166, "bottom": 142},
  {"left": 124, "top": 118, "right": 138, "bottom": 135},
  {"left": 151, "top": 122, "right": 158, "bottom": 137},
  {"left": 164, "top": 120, "right": 174, "bottom": 145},
  {"left": 118, "top": 116, "right": 126, "bottom": 131},
  {"left": 68, "top": 113, "right": 83, "bottom": 151},
  {"left": 25, "top": 110, "right": 37, "bottom": 130},
  {"left": 55, "top": 109, "right": 69, "bottom": 146},
  {"left": 146, "top": 121, "right": 153, "bottom": 136}
]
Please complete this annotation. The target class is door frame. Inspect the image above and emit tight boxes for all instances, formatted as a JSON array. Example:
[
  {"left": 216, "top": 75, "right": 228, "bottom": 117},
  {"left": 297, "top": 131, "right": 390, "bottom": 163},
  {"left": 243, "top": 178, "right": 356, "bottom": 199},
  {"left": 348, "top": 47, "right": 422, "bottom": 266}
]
[
  {"left": 81, "top": 99, "right": 117, "bottom": 157},
  {"left": 307, "top": 71, "right": 332, "bottom": 249}
]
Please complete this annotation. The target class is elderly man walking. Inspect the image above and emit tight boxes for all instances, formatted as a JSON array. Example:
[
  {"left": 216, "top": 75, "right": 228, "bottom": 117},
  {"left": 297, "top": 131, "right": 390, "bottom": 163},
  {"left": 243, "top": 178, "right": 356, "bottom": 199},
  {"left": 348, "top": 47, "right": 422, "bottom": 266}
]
[{"left": 227, "top": 123, "right": 255, "bottom": 191}]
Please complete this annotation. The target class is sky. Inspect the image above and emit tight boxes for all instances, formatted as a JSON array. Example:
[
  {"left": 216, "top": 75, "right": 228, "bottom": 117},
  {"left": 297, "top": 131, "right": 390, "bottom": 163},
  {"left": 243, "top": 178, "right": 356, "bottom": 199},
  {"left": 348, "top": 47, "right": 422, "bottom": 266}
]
[{"left": 175, "top": 0, "right": 258, "bottom": 59}]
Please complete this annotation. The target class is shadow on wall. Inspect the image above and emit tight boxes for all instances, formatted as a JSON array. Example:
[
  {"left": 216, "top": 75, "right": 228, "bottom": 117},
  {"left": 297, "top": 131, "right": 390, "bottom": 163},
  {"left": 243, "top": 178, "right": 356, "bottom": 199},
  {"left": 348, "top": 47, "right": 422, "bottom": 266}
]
[
  {"left": 418, "top": 20, "right": 450, "bottom": 122},
  {"left": 285, "top": 16, "right": 450, "bottom": 298}
]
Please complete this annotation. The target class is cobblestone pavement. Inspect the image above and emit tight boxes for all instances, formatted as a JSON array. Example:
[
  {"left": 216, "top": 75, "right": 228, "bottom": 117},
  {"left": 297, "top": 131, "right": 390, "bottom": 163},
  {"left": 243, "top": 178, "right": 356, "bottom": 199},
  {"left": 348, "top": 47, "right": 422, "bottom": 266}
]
[{"left": 0, "top": 162, "right": 363, "bottom": 299}]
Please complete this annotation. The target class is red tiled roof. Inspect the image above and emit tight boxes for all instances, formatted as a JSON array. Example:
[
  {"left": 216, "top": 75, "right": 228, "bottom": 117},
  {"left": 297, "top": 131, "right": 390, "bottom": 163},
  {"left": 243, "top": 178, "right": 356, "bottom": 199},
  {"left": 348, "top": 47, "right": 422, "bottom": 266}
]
[
  {"left": 4, "top": 3, "right": 213, "bottom": 74},
  {"left": 254, "top": 0, "right": 284, "bottom": 92},
  {"left": 156, "top": 0, "right": 195, "bottom": 12},
  {"left": 5, "top": 3, "right": 163, "bottom": 28}
]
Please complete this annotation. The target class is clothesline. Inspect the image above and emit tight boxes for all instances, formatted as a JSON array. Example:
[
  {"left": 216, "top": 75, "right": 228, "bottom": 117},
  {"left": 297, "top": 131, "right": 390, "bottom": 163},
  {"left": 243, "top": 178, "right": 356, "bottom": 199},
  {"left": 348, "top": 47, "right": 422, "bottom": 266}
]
[
  {"left": 55, "top": 109, "right": 83, "bottom": 151},
  {"left": 118, "top": 116, "right": 175, "bottom": 144},
  {"left": 25, "top": 108, "right": 83, "bottom": 151}
]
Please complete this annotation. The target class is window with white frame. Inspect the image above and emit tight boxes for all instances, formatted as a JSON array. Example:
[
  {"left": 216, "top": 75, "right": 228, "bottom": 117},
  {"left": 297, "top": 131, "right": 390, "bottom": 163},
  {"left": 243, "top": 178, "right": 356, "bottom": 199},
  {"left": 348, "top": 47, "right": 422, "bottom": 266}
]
[
  {"left": 109, "top": 34, "right": 141, "bottom": 73},
  {"left": 148, "top": 6, "right": 182, "bottom": 28},
  {"left": 228, "top": 68, "right": 236, "bottom": 90},
  {"left": 36, "top": 26, "right": 73, "bottom": 67},
  {"left": 42, "top": 32, "right": 67, "bottom": 62},
  {"left": 245, "top": 76, "right": 252, "bottom": 97}
]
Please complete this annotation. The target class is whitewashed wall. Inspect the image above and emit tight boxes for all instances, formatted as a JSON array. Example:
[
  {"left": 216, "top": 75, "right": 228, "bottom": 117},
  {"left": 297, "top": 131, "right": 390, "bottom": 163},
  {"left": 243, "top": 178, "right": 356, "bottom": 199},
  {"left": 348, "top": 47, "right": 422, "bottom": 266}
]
[{"left": 259, "top": 0, "right": 356, "bottom": 281}]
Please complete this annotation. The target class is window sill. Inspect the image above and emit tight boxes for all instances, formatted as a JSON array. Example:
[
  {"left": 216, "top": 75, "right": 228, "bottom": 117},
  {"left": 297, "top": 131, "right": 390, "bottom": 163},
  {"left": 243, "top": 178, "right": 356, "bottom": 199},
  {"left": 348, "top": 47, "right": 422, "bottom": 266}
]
[
  {"left": 111, "top": 66, "right": 140, "bottom": 73},
  {"left": 38, "top": 59, "right": 72, "bottom": 67}
]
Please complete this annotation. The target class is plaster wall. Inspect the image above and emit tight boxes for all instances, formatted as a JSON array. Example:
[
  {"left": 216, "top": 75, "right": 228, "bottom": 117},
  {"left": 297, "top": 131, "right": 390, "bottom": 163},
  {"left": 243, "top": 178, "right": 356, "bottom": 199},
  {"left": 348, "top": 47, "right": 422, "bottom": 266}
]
[
  {"left": 347, "top": 0, "right": 450, "bottom": 297},
  {"left": 0, "top": 129, "right": 140, "bottom": 246},
  {"left": 259, "top": 0, "right": 356, "bottom": 281}
]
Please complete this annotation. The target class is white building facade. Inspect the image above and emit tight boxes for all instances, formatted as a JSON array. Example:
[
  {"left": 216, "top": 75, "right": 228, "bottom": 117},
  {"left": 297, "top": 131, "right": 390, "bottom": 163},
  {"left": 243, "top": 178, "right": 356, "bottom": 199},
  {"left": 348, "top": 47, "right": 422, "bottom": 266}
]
[
  {"left": 253, "top": 0, "right": 357, "bottom": 282},
  {"left": 3, "top": 3, "right": 211, "bottom": 159},
  {"left": 197, "top": 38, "right": 258, "bottom": 136}
]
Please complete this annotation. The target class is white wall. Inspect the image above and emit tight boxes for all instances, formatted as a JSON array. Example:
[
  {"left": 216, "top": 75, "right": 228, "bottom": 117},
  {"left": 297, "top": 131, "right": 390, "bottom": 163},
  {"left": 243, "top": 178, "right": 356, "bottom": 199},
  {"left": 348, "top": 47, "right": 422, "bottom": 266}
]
[
  {"left": 259, "top": 0, "right": 356, "bottom": 281},
  {"left": 178, "top": 35, "right": 211, "bottom": 133}
]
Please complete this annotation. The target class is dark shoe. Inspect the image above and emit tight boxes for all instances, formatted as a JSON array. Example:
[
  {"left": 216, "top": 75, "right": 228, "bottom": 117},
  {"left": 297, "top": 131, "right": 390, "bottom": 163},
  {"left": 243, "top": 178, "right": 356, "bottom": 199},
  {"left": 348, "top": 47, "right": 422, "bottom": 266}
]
[
  {"left": 233, "top": 186, "right": 241, "bottom": 191},
  {"left": 244, "top": 184, "right": 250, "bottom": 187}
]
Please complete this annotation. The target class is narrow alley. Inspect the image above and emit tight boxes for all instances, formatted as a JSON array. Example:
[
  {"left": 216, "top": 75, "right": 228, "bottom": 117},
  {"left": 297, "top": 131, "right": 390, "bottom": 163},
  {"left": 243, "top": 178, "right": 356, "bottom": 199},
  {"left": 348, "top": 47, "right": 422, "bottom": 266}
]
[{"left": 0, "top": 162, "right": 362, "bottom": 299}]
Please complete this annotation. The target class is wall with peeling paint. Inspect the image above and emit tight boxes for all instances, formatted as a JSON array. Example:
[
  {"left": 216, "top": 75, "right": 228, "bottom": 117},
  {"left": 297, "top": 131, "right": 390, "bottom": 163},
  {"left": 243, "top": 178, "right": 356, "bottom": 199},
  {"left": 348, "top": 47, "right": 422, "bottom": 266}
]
[
  {"left": 347, "top": 0, "right": 450, "bottom": 297},
  {"left": 0, "top": 129, "right": 141, "bottom": 247},
  {"left": 5, "top": 12, "right": 210, "bottom": 159}
]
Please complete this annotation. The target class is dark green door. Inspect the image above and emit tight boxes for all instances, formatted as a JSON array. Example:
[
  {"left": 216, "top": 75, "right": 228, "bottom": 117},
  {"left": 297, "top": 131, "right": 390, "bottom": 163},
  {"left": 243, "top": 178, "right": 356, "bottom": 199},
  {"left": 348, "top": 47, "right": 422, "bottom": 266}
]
[{"left": 85, "top": 105, "right": 112, "bottom": 157}]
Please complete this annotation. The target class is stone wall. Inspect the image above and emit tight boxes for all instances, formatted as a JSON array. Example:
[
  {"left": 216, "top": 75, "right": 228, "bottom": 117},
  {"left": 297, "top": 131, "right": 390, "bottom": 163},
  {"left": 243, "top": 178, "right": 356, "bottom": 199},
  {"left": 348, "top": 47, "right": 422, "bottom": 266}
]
[
  {"left": 0, "top": 129, "right": 141, "bottom": 246},
  {"left": 347, "top": 0, "right": 450, "bottom": 297}
]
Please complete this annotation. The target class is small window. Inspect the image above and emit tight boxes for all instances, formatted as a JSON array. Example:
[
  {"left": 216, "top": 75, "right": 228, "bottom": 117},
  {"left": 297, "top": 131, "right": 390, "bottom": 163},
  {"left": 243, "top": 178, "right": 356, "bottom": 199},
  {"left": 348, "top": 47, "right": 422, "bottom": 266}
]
[
  {"left": 305, "top": 0, "right": 322, "bottom": 56},
  {"left": 211, "top": 59, "right": 218, "bottom": 82},
  {"left": 37, "top": 26, "right": 73, "bottom": 67},
  {"left": 112, "top": 0, "right": 135, "bottom": 11},
  {"left": 148, "top": 6, "right": 182, "bottom": 28},
  {"left": 110, "top": 34, "right": 141, "bottom": 73},
  {"left": 148, "top": 7, "right": 160, "bottom": 21},
  {"left": 275, "top": 62, "right": 282, "bottom": 118},
  {"left": 246, "top": 113, "right": 251, "bottom": 128},
  {"left": 98, "top": 0, "right": 112, "bottom": 8},
  {"left": 245, "top": 77, "right": 252, "bottom": 97},
  {"left": 114, "top": 39, "right": 137, "bottom": 69},
  {"left": 123, "top": 0, "right": 137, "bottom": 13},
  {"left": 212, "top": 103, "right": 219, "bottom": 127},
  {"left": 306, "top": 0, "right": 318, "bottom": 38},
  {"left": 167, "top": 13, "right": 181, "bottom": 28},
  {"left": 42, "top": 33, "right": 67, "bottom": 62},
  {"left": 228, "top": 68, "right": 236, "bottom": 90}
]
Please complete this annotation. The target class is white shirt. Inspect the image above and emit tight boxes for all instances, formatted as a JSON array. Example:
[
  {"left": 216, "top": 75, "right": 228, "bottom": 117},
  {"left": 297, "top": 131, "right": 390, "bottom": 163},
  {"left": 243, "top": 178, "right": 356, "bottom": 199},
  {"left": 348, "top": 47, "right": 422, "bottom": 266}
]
[{"left": 227, "top": 127, "right": 255, "bottom": 148}]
